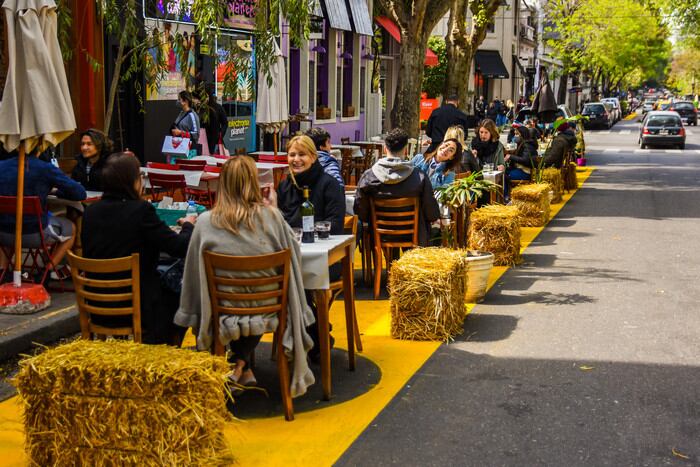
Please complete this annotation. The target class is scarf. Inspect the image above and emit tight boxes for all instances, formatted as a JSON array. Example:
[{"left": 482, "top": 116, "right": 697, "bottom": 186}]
[{"left": 470, "top": 137, "right": 499, "bottom": 165}]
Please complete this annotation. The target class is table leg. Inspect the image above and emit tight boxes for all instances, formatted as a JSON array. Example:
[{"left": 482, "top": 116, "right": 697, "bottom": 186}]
[
  {"left": 341, "top": 245, "right": 356, "bottom": 371},
  {"left": 314, "top": 289, "right": 332, "bottom": 400}
]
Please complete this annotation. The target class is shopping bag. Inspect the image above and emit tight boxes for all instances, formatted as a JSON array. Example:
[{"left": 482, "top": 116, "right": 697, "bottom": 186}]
[{"left": 162, "top": 135, "right": 191, "bottom": 156}]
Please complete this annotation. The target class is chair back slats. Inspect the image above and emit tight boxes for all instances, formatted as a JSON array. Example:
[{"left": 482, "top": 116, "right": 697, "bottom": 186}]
[
  {"left": 147, "top": 162, "right": 180, "bottom": 170},
  {"left": 148, "top": 172, "right": 187, "bottom": 185},
  {"left": 455, "top": 171, "right": 472, "bottom": 180},
  {"left": 0, "top": 196, "right": 43, "bottom": 217},
  {"left": 177, "top": 159, "right": 207, "bottom": 170},
  {"left": 214, "top": 289, "right": 284, "bottom": 303},
  {"left": 370, "top": 197, "right": 420, "bottom": 247},
  {"left": 67, "top": 252, "right": 142, "bottom": 342}
]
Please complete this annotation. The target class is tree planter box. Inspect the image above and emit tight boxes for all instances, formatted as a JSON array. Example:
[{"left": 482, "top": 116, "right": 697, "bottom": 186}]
[
  {"left": 316, "top": 106, "right": 331, "bottom": 120},
  {"left": 342, "top": 106, "right": 355, "bottom": 118}
]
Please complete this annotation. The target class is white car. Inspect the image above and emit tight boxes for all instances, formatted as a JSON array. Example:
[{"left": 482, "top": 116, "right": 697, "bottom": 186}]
[{"left": 601, "top": 98, "right": 621, "bottom": 122}]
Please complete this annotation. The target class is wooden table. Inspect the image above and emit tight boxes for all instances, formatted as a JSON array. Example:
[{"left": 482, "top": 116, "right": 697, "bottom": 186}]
[
  {"left": 299, "top": 234, "right": 356, "bottom": 400},
  {"left": 352, "top": 141, "right": 383, "bottom": 182}
]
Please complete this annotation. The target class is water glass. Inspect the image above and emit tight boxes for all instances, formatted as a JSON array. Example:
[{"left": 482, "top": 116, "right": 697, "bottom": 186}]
[{"left": 292, "top": 227, "right": 303, "bottom": 243}]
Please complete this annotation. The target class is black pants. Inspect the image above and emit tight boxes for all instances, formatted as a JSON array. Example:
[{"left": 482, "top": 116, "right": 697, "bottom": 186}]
[
  {"left": 304, "top": 265, "right": 342, "bottom": 353},
  {"left": 228, "top": 335, "right": 263, "bottom": 370}
]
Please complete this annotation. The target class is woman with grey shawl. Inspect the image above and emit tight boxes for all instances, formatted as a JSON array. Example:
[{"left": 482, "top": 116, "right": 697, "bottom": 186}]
[{"left": 174, "top": 156, "right": 315, "bottom": 397}]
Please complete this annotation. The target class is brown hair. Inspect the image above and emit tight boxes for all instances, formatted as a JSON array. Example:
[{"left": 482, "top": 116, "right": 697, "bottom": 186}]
[
  {"left": 422, "top": 138, "right": 462, "bottom": 173},
  {"left": 478, "top": 119, "right": 500, "bottom": 142},
  {"left": 80, "top": 128, "right": 114, "bottom": 158},
  {"left": 210, "top": 156, "right": 266, "bottom": 235},
  {"left": 101, "top": 152, "right": 141, "bottom": 200}
]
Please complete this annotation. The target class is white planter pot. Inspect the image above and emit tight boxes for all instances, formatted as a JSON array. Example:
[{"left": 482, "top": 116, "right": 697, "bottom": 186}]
[{"left": 465, "top": 251, "right": 495, "bottom": 303}]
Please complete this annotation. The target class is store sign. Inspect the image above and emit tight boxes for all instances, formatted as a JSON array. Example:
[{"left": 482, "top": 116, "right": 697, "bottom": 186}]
[
  {"left": 223, "top": 116, "right": 255, "bottom": 152},
  {"left": 145, "top": 0, "right": 256, "bottom": 31}
]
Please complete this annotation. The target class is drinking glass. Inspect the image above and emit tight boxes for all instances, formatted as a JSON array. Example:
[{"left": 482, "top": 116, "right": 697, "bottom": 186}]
[
  {"left": 292, "top": 228, "right": 303, "bottom": 243},
  {"left": 315, "top": 221, "right": 331, "bottom": 239}
]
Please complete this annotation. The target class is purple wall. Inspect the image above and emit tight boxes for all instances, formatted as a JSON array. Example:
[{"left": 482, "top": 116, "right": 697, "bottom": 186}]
[{"left": 316, "top": 114, "right": 366, "bottom": 143}]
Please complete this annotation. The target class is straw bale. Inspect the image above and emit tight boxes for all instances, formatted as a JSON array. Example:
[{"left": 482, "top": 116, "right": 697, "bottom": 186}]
[
  {"left": 14, "top": 340, "right": 234, "bottom": 466},
  {"left": 511, "top": 183, "right": 551, "bottom": 227},
  {"left": 564, "top": 162, "right": 578, "bottom": 190},
  {"left": 541, "top": 167, "right": 563, "bottom": 203},
  {"left": 467, "top": 205, "right": 521, "bottom": 266},
  {"left": 389, "top": 248, "right": 468, "bottom": 342}
]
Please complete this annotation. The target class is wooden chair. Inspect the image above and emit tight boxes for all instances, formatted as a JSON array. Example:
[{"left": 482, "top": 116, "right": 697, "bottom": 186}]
[
  {"left": 339, "top": 148, "right": 355, "bottom": 185},
  {"left": 340, "top": 137, "right": 351, "bottom": 145},
  {"left": 368, "top": 197, "right": 420, "bottom": 299},
  {"left": 177, "top": 159, "right": 207, "bottom": 170},
  {"left": 327, "top": 215, "right": 363, "bottom": 352},
  {"left": 67, "top": 251, "right": 142, "bottom": 342},
  {"left": 203, "top": 249, "right": 294, "bottom": 421},
  {"left": 455, "top": 171, "right": 472, "bottom": 180},
  {"left": 235, "top": 147, "right": 247, "bottom": 156},
  {"left": 147, "top": 172, "right": 187, "bottom": 201},
  {"left": 0, "top": 196, "right": 66, "bottom": 286}
]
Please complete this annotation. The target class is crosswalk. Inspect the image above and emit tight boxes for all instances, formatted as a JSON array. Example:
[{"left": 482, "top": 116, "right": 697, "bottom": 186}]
[
  {"left": 588, "top": 128, "right": 694, "bottom": 135},
  {"left": 586, "top": 145, "right": 700, "bottom": 154}
]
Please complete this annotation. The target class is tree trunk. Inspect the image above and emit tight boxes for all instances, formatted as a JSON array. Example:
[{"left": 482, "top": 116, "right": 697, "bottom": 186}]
[
  {"left": 444, "top": 0, "right": 472, "bottom": 112},
  {"left": 103, "top": 20, "right": 127, "bottom": 134},
  {"left": 391, "top": 34, "right": 429, "bottom": 135}
]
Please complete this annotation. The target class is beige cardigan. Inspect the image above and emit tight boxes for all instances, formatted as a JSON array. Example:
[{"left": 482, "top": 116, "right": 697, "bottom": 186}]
[{"left": 174, "top": 208, "right": 315, "bottom": 397}]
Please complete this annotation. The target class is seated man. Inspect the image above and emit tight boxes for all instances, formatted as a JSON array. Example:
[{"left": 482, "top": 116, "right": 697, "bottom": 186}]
[
  {"left": 0, "top": 149, "right": 87, "bottom": 282},
  {"left": 354, "top": 128, "right": 439, "bottom": 246},
  {"left": 305, "top": 127, "right": 344, "bottom": 188},
  {"left": 544, "top": 119, "right": 577, "bottom": 168}
]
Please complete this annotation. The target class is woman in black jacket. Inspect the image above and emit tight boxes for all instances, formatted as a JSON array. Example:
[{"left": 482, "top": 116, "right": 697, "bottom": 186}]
[
  {"left": 71, "top": 129, "right": 114, "bottom": 191},
  {"left": 276, "top": 134, "right": 345, "bottom": 361},
  {"left": 506, "top": 125, "right": 538, "bottom": 181},
  {"left": 81, "top": 153, "right": 196, "bottom": 345}
]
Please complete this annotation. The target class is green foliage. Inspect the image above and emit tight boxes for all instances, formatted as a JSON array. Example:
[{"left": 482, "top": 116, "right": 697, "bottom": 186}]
[
  {"left": 667, "top": 46, "right": 700, "bottom": 94},
  {"left": 435, "top": 171, "right": 498, "bottom": 206},
  {"left": 422, "top": 36, "right": 447, "bottom": 98},
  {"left": 55, "top": 0, "right": 73, "bottom": 61}
]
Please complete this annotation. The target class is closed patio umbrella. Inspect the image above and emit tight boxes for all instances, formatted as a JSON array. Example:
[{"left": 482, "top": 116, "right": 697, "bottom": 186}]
[
  {"left": 256, "top": 40, "right": 288, "bottom": 156},
  {"left": 531, "top": 74, "right": 558, "bottom": 124},
  {"left": 0, "top": 0, "right": 76, "bottom": 312}
]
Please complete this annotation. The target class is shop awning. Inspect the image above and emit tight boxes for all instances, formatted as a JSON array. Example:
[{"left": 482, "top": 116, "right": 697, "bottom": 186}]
[
  {"left": 347, "top": 0, "right": 374, "bottom": 36},
  {"left": 322, "top": 0, "right": 352, "bottom": 31},
  {"left": 475, "top": 50, "right": 509, "bottom": 79},
  {"left": 374, "top": 16, "right": 439, "bottom": 67}
]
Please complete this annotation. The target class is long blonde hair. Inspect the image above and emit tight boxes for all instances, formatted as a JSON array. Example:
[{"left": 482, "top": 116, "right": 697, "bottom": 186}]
[
  {"left": 210, "top": 156, "right": 265, "bottom": 235},
  {"left": 444, "top": 125, "right": 466, "bottom": 149},
  {"left": 286, "top": 134, "right": 318, "bottom": 188}
]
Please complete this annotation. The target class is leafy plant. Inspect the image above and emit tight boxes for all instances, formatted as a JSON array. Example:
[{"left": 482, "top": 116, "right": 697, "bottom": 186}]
[
  {"left": 435, "top": 171, "right": 498, "bottom": 207},
  {"left": 422, "top": 36, "right": 447, "bottom": 98}
]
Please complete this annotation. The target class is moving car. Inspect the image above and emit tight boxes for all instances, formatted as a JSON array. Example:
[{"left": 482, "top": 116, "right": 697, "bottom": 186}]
[
  {"left": 639, "top": 111, "right": 686, "bottom": 149},
  {"left": 642, "top": 99, "right": 655, "bottom": 114},
  {"left": 581, "top": 102, "right": 613, "bottom": 129},
  {"left": 601, "top": 98, "right": 621, "bottom": 122},
  {"left": 669, "top": 101, "right": 697, "bottom": 126}
]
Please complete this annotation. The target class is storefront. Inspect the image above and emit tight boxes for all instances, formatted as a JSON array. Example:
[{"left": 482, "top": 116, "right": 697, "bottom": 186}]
[
  {"left": 473, "top": 50, "right": 510, "bottom": 103},
  {"left": 141, "top": 0, "right": 256, "bottom": 162},
  {"left": 283, "top": 0, "right": 374, "bottom": 144}
]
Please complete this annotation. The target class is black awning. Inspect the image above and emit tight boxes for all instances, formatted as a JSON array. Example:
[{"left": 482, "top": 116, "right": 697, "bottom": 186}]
[
  {"left": 322, "top": 0, "right": 352, "bottom": 31},
  {"left": 475, "top": 50, "right": 509, "bottom": 79},
  {"left": 347, "top": 0, "right": 373, "bottom": 35}
]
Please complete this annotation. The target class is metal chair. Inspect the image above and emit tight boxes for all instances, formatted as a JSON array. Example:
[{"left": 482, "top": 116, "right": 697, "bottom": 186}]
[
  {"left": 176, "top": 159, "right": 207, "bottom": 171},
  {"left": 67, "top": 251, "right": 142, "bottom": 342},
  {"left": 147, "top": 172, "right": 187, "bottom": 202},
  {"left": 368, "top": 197, "right": 420, "bottom": 299},
  {"left": 203, "top": 249, "right": 294, "bottom": 421}
]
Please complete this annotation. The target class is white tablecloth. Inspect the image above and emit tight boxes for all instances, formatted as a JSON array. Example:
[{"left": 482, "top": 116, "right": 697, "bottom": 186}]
[
  {"left": 299, "top": 234, "right": 354, "bottom": 290},
  {"left": 190, "top": 155, "right": 288, "bottom": 170}
]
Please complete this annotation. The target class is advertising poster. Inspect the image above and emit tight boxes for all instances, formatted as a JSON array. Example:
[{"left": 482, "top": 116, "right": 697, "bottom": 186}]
[
  {"left": 144, "top": 19, "right": 195, "bottom": 101},
  {"left": 223, "top": 115, "right": 255, "bottom": 152}
]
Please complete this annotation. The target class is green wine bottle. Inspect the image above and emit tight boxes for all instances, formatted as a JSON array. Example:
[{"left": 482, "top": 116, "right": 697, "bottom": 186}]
[{"left": 301, "top": 186, "right": 315, "bottom": 243}]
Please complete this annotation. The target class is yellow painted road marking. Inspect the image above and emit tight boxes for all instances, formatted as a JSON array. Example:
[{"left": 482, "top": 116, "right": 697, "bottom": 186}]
[{"left": 0, "top": 168, "right": 594, "bottom": 466}]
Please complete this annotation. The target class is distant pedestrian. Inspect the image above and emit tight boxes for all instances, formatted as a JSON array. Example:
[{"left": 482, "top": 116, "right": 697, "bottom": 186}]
[
  {"left": 425, "top": 94, "right": 470, "bottom": 154},
  {"left": 475, "top": 95, "right": 486, "bottom": 119},
  {"left": 305, "top": 127, "right": 344, "bottom": 188}
]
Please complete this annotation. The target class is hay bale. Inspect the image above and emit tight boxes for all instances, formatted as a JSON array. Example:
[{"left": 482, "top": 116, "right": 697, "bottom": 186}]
[
  {"left": 511, "top": 183, "right": 551, "bottom": 227},
  {"left": 541, "top": 167, "right": 563, "bottom": 203},
  {"left": 13, "top": 340, "right": 233, "bottom": 466},
  {"left": 564, "top": 162, "right": 578, "bottom": 190},
  {"left": 389, "top": 248, "right": 468, "bottom": 341},
  {"left": 467, "top": 205, "right": 521, "bottom": 266}
]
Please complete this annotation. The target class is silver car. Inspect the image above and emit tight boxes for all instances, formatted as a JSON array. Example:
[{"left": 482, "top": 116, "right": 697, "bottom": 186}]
[{"left": 639, "top": 111, "right": 686, "bottom": 149}]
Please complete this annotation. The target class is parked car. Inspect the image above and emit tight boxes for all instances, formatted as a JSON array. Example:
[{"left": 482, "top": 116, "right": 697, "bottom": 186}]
[
  {"left": 669, "top": 101, "right": 697, "bottom": 126},
  {"left": 581, "top": 102, "right": 613, "bottom": 129},
  {"left": 601, "top": 98, "right": 621, "bottom": 122},
  {"left": 639, "top": 111, "right": 686, "bottom": 149}
]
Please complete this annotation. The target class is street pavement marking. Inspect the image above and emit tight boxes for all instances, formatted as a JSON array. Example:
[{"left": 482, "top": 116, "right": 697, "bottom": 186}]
[
  {"left": 598, "top": 131, "right": 611, "bottom": 135},
  {"left": 604, "top": 148, "right": 620, "bottom": 153},
  {"left": 665, "top": 149, "right": 682, "bottom": 153},
  {"left": 0, "top": 168, "right": 598, "bottom": 466},
  {"left": 619, "top": 130, "right": 631, "bottom": 135},
  {"left": 634, "top": 149, "right": 650, "bottom": 153}
]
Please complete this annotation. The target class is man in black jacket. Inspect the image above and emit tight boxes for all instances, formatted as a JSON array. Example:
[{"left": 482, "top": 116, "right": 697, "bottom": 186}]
[
  {"left": 426, "top": 95, "right": 470, "bottom": 154},
  {"left": 354, "top": 128, "right": 439, "bottom": 246},
  {"left": 201, "top": 83, "right": 228, "bottom": 154}
]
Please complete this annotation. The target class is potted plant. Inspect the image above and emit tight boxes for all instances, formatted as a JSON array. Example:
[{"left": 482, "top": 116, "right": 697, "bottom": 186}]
[{"left": 463, "top": 249, "right": 495, "bottom": 303}]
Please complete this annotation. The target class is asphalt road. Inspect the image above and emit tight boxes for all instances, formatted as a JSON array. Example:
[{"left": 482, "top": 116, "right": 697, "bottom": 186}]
[{"left": 338, "top": 115, "right": 700, "bottom": 466}]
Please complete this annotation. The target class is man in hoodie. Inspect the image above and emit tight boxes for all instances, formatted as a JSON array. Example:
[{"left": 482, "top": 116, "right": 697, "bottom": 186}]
[
  {"left": 305, "top": 127, "right": 344, "bottom": 188},
  {"left": 354, "top": 128, "right": 440, "bottom": 246}
]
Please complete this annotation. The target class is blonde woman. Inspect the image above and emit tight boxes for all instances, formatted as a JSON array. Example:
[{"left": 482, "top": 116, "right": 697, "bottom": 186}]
[
  {"left": 275, "top": 135, "right": 344, "bottom": 362},
  {"left": 468, "top": 118, "right": 505, "bottom": 171},
  {"left": 175, "top": 156, "right": 315, "bottom": 397}
]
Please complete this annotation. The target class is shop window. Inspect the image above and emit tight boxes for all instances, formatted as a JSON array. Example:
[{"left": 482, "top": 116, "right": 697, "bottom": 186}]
[{"left": 314, "top": 29, "right": 331, "bottom": 119}]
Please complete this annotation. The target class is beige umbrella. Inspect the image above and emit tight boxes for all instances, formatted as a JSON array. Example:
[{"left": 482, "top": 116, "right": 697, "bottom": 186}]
[
  {"left": 256, "top": 40, "right": 288, "bottom": 156},
  {"left": 0, "top": 0, "right": 75, "bottom": 302}
]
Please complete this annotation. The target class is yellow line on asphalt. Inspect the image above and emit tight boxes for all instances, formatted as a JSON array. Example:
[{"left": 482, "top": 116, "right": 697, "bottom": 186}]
[
  {"left": 624, "top": 113, "right": 638, "bottom": 121},
  {"left": 0, "top": 168, "right": 594, "bottom": 466}
]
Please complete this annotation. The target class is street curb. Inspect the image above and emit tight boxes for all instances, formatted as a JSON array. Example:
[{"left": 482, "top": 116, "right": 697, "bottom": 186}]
[{"left": 0, "top": 305, "right": 79, "bottom": 362}]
